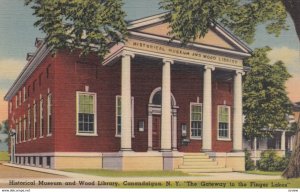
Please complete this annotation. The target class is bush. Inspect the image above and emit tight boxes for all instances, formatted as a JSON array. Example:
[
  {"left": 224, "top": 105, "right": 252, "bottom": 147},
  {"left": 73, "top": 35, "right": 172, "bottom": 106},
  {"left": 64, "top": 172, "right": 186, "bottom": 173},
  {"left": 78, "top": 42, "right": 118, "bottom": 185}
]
[
  {"left": 257, "top": 150, "right": 289, "bottom": 171},
  {"left": 244, "top": 149, "right": 255, "bottom": 170}
]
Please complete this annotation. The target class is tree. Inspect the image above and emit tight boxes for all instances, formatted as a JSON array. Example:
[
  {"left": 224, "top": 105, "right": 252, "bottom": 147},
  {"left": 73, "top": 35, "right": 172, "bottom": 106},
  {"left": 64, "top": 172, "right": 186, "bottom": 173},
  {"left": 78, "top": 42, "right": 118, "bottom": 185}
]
[
  {"left": 25, "top": 0, "right": 127, "bottom": 61},
  {"left": 243, "top": 47, "right": 291, "bottom": 140},
  {"left": 160, "top": 0, "right": 300, "bottom": 44},
  {"left": 0, "top": 120, "right": 9, "bottom": 144},
  {"left": 283, "top": 110, "right": 300, "bottom": 178}
]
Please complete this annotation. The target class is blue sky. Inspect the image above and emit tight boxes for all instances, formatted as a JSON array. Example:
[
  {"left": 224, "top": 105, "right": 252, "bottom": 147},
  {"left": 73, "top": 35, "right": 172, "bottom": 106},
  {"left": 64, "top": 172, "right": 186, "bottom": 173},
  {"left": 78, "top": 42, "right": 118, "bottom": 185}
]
[{"left": 0, "top": 0, "right": 299, "bottom": 151}]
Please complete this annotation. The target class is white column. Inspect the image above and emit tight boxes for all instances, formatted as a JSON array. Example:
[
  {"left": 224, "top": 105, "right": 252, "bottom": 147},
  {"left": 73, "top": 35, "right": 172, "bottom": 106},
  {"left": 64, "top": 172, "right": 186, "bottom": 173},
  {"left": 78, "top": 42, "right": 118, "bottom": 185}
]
[
  {"left": 121, "top": 51, "right": 135, "bottom": 151},
  {"left": 202, "top": 65, "right": 214, "bottom": 151},
  {"left": 281, "top": 131, "right": 286, "bottom": 151},
  {"left": 172, "top": 113, "right": 178, "bottom": 150},
  {"left": 233, "top": 70, "right": 244, "bottom": 151},
  {"left": 148, "top": 112, "right": 153, "bottom": 151},
  {"left": 161, "top": 59, "right": 173, "bottom": 151}
]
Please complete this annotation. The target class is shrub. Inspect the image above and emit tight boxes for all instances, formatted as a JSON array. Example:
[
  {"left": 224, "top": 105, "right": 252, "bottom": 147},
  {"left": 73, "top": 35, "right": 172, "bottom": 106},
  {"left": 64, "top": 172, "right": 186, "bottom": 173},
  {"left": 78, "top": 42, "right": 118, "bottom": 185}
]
[
  {"left": 257, "top": 150, "right": 289, "bottom": 171},
  {"left": 244, "top": 149, "right": 255, "bottom": 170}
]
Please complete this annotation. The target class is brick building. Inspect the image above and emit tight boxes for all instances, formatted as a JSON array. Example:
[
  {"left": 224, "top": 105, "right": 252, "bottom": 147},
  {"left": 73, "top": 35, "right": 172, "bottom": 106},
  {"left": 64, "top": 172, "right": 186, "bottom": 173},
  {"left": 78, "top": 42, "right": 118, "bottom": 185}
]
[{"left": 5, "top": 14, "right": 251, "bottom": 172}]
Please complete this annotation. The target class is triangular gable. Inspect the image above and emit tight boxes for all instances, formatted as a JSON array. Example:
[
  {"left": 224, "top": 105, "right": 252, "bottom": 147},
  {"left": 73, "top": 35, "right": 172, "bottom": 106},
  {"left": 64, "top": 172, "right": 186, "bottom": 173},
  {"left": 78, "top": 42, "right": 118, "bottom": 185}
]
[
  {"left": 128, "top": 13, "right": 252, "bottom": 54},
  {"left": 136, "top": 22, "right": 235, "bottom": 50}
]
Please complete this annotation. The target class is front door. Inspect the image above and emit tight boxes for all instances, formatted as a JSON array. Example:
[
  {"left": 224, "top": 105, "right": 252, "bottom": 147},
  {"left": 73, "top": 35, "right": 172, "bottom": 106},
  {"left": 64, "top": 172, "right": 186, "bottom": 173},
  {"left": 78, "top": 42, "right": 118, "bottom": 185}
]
[{"left": 152, "top": 115, "right": 161, "bottom": 150}]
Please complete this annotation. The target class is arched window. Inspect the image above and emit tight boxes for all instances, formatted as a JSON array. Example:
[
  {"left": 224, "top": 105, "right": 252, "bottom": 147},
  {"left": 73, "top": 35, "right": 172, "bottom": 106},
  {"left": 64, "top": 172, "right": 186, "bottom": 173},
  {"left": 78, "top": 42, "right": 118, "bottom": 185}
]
[{"left": 150, "top": 88, "right": 176, "bottom": 106}]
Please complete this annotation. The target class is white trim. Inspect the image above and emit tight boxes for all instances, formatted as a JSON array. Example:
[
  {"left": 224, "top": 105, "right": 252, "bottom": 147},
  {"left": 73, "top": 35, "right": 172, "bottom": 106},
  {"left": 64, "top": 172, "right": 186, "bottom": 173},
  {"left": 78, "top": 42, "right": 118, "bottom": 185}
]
[
  {"left": 190, "top": 102, "right": 203, "bottom": 140},
  {"left": 115, "top": 95, "right": 135, "bottom": 138},
  {"left": 47, "top": 90, "right": 52, "bottom": 136},
  {"left": 27, "top": 104, "right": 31, "bottom": 140},
  {"left": 124, "top": 47, "right": 245, "bottom": 71},
  {"left": 23, "top": 115, "right": 26, "bottom": 142},
  {"left": 217, "top": 105, "right": 231, "bottom": 141},
  {"left": 129, "top": 31, "right": 251, "bottom": 57},
  {"left": 76, "top": 91, "right": 98, "bottom": 136},
  {"left": 128, "top": 12, "right": 166, "bottom": 29},
  {"left": 148, "top": 87, "right": 177, "bottom": 106},
  {"left": 39, "top": 95, "right": 44, "bottom": 138},
  {"left": 33, "top": 100, "right": 37, "bottom": 139}
]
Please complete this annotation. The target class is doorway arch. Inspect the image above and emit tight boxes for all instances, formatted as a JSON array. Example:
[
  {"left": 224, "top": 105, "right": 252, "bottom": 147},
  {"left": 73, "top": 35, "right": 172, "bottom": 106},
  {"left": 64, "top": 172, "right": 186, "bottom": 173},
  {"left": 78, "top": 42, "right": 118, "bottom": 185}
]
[{"left": 148, "top": 87, "right": 179, "bottom": 151}]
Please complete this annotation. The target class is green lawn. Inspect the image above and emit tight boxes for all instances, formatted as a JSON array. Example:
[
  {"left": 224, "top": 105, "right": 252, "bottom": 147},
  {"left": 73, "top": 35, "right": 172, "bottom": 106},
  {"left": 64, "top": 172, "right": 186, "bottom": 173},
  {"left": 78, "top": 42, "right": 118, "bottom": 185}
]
[
  {"left": 62, "top": 169, "right": 192, "bottom": 177},
  {"left": 0, "top": 151, "right": 9, "bottom": 162},
  {"left": 246, "top": 170, "right": 282, "bottom": 176}
]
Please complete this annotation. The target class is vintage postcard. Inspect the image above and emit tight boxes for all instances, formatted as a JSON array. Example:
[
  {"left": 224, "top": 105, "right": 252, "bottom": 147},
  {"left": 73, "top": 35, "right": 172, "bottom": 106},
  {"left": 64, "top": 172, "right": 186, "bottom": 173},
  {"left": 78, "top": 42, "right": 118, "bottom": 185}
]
[{"left": 0, "top": 0, "right": 299, "bottom": 191}]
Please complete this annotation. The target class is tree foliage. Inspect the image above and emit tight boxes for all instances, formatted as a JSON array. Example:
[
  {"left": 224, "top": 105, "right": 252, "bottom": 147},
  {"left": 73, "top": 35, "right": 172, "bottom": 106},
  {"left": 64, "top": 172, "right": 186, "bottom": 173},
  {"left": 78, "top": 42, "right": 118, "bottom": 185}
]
[
  {"left": 25, "top": 0, "right": 127, "bottom": 60},
  {"left": 0, "top": 120, "right": 9, "bottom": 144},
  {"left": 160, "top": 0, "right": 299, "bottom": 44},
  {"left": 243, "top": 47, "right": 292, "bottom": 139}
]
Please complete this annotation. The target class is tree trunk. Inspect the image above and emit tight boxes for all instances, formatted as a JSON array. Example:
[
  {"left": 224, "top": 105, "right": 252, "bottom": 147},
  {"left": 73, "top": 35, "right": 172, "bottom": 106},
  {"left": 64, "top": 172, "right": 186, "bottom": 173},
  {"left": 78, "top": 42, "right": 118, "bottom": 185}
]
[
  {"left": 282, "top": 0, "right": 300, "bottom": 41},
  {"left": 282, "top": 122, "right": 300, "bottom": 178}
]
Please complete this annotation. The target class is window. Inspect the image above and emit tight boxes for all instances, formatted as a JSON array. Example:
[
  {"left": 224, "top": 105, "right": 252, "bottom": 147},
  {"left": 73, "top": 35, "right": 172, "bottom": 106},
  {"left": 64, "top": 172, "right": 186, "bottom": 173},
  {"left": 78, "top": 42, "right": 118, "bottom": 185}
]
[
  {"left": 40, "top": 97, "right": 44, "bottom": 137},
  {"left": 115, "top": 96, "right": 134, "bottom": 137},
  {"left": 218, "top": 105, "right": 231, "bottom": 140},
  {"left": 46, "top": 65, "right": 51, "bottom": 78},
  {"left": 190, "top": 103, "right": 202, "bottom": 139},
  {"left": 33, "top": 101, "right": 37, "bottom": 139},
  {"left": 9, "top": 101, "right": 12, "bottom": 113},
  {"left": 23, "top": 87, "right": 26, "bottom": 102},
  {"left": 76, "top": 92, "right": 97, "bottom": 135},
  {"left": 27, "top": 86, "right": 30, "bottom": 98},
  {"left": 39, "top": 157, "right": 43, "bottom": 166},
  {"left": 23, "top": 116, "right": 26, "bottom": 142},
  {"left": 19, "top": 118, "right": 22, "bottom": 143},
  {"left": 27, "top": 106, "right": 31, "bottom": 140},
  {"left": 16, "top": 121, "right": 18, "bottom": 144},
  {"left": 19, "top": 91, "right": 21, "bottom": 106},
  {"left": 47, "top": 92, "right": 52, "bottom": 135},
  {"left": 15, "top": 96, "right": 18, "bottom": 109}
]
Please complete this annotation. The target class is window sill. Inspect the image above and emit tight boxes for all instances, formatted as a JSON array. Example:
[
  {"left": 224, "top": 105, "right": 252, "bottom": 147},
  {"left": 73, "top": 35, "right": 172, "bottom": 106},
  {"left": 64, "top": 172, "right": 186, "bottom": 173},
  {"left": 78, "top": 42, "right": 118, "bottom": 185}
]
[
  {"left": 39, "top": 136, "right": 44, "bottom": 139},
  {"left": 115, "top": 135, "right": 135, "bottom": 138},
  {"left": 76, "top": 133, "right": 98, "bottom": 137},
  {"left": 190, "top": 137, "right": 202, "bottom": 140},
  {"left": 47, "top": 134, "right": 52, "bottom": 137},
  {"left": 217, "top": 138, "right": 231, "bottom": 141},
  {"left": 33, "top": 138, "right": 37, "bottom": 140}
]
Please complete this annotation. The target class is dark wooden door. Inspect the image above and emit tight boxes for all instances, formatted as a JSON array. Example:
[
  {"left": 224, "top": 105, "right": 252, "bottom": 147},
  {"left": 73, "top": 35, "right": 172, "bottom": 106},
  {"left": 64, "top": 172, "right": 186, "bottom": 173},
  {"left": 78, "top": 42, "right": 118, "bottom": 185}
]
[{"left": 152, "top": 115, "right": 161, "bottom": 150}]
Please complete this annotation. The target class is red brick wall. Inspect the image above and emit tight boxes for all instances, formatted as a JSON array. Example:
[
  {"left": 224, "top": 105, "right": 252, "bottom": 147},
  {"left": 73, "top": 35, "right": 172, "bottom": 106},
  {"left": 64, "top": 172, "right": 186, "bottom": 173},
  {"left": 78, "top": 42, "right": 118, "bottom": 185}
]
[
  {"left": 8, "top": 52, "right": 55, "bottom": 154},
  {"left": 10, "top": 50, "right": 234, "bottom": 154}
]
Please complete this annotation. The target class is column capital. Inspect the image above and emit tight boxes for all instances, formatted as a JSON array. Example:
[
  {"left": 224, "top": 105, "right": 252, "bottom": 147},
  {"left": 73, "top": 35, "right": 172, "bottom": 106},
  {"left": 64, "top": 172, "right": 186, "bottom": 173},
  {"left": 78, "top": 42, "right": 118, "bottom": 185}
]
[
  {"left": 235, "top": 70, "right": 245, "bottom": 76},
  {"left": 204, "top": 65, "right": 215, "bottom": 71},
  {"left": 122, "top": 51, "right": 135, "bottom": 59},
  {"left": 163, "top": 58, "right": 174, "bottom": 65}
]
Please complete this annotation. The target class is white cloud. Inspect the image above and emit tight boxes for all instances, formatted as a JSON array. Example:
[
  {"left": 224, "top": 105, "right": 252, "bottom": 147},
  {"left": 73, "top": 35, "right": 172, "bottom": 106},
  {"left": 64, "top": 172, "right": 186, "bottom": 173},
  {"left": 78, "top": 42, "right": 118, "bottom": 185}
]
[
  {"left": 268, "top": 46, "right": 300, "bottom": 75},
  {"left": 0, "top": 59, "right": 25, "bottom": 80}
]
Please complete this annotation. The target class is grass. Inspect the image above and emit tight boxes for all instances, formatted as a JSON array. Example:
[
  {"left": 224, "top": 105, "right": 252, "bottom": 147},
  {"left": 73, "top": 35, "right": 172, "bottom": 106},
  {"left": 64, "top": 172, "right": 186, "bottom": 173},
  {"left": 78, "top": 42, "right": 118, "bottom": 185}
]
[
  {"left": 62, "top": 169, "right": 192, "bottom": 177},
  {"left": 246, "top": 170, "right": 282, "bottom": 176},
  {"left": 0, "top": 151, "right": 9, "bottom": 162}
]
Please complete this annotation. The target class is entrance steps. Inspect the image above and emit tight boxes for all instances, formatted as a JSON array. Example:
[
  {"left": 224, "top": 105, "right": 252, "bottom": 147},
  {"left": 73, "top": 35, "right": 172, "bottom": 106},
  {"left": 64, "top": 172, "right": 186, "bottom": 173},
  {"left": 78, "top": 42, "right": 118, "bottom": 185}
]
[{"left": 175, "top": 153, "right": 232, "bottom": 174}]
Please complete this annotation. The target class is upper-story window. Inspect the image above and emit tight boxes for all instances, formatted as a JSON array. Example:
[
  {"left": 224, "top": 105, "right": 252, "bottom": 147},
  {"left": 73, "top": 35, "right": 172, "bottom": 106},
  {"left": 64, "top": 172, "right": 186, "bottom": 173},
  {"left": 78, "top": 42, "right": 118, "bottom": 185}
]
[
  {"left": 76, "top": 92, "right": 97, "bottom": 136},
  {"left": 190, "top": 103, "right": 203, "bottom": 139},
  {"left": 46, "top": 65, "right": 51, "bottom": 79},
  {"left": 27, "top": 105, "right": 31, "bottom": 140},
  {"left": 40, "top": 96, "right": 44, "bottom": 138},
  {"left": 218, "top": 105, "right": 231, "bottom": 140},
  {"left": 47, "top": 91, "right": 52, "bottom": 136},
  {"left": 33, "top": 100, "right": 37, "bottom": 139},
  {"left": 27, "top": 86, "right": 30, "bottom": 98},
  {"left": 19, "top": 91, "right": 22, "bottom": 106},
  {"left": 23, "top": 87, "right": 26, "bottom": 102},
  {"left": 15, "top": 96, "right": 18, "bottom": 109},
  {"left": 23, "top": 116, "right": 26, "bottom": 142}
]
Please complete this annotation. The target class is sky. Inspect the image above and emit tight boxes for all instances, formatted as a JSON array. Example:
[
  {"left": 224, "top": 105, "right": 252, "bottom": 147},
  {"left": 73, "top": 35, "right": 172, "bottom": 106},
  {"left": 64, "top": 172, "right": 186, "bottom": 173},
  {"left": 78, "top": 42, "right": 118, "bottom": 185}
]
[{"left": 0, "top": 0, "right": 299, "bottom": 144}]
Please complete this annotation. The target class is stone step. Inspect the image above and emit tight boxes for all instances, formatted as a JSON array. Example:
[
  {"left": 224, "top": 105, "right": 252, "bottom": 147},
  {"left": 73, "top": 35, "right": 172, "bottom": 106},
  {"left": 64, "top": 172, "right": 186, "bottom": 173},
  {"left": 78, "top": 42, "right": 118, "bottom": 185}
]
[
  {"left": 183, "top": 155, "right": 210, "bottom": 159},
  {"left": 179, "top": 161, "right": 218, "bottom": 167},
  {"left": 183, "top": 158, "right": 212, "bottom": 162},
  {"left": 176, "top": 167, "right": 233, "bottom": 173},
  {"left": 179, "top": 165, "right": 222, "bottom": 169},
  {"left": 183, "top": 153, "right": 207, "bottom": 156}
]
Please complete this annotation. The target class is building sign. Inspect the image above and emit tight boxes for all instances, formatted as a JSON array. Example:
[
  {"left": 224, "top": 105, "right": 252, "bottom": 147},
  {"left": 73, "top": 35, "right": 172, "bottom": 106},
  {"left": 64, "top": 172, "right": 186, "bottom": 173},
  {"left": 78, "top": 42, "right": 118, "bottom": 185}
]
[{"left": 126, "top": 39, "right": 243, "bottom": 67}]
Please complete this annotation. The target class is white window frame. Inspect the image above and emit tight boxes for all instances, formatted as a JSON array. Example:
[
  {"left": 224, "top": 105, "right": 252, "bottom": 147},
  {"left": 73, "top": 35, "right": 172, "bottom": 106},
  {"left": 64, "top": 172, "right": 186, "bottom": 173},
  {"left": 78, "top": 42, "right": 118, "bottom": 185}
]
[
  {"left": 23, "top": 87, "right": 26, "bottom": 102},
  {"left": 190, "top": 102, "right": 203, "bottom": 140},
  {"left": 27, "top": 105, "right": 31, "bottom": 140},
  {"left": 15, "top": 121, "right": 18, "bottom": 144},
  {"left": 217, "top": 105, "right": 231, "bottom": 141},
  {"left": 19, "top": 118, "right": 22, "bottom": 143},
  {"left": 115, "top": 95, "right": 135, "bottom": 138},
  {"left": 15, "top": 96, "right": 18, "bottom": 109},
  {"left": 33, "top": 100, "right": 37, "bottom": 139},
  {"left": 76, "top": 91, "right": 97, "bottom": 136},
  {"left": 23, "top": 115, "right": 26, "bottom": 142},
  {"left": 19, "top": 91, "right": 21, "bottom": 106},
  {"left": 39, "top": 96, "right": 44, "bottom": 138},
  {"left": 47, "top": 90, "right": 52, "bottom": 136}
]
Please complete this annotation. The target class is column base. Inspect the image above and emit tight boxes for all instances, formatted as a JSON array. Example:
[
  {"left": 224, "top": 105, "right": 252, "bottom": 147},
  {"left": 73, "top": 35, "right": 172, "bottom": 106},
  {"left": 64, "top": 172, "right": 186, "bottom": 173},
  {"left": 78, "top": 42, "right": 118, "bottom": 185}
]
[
  {"left": 202, "top": 149, "right": 212, "bottom": 152},
  {"left": 121, "top": 148, "right": 132, "bottom": 151}
]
